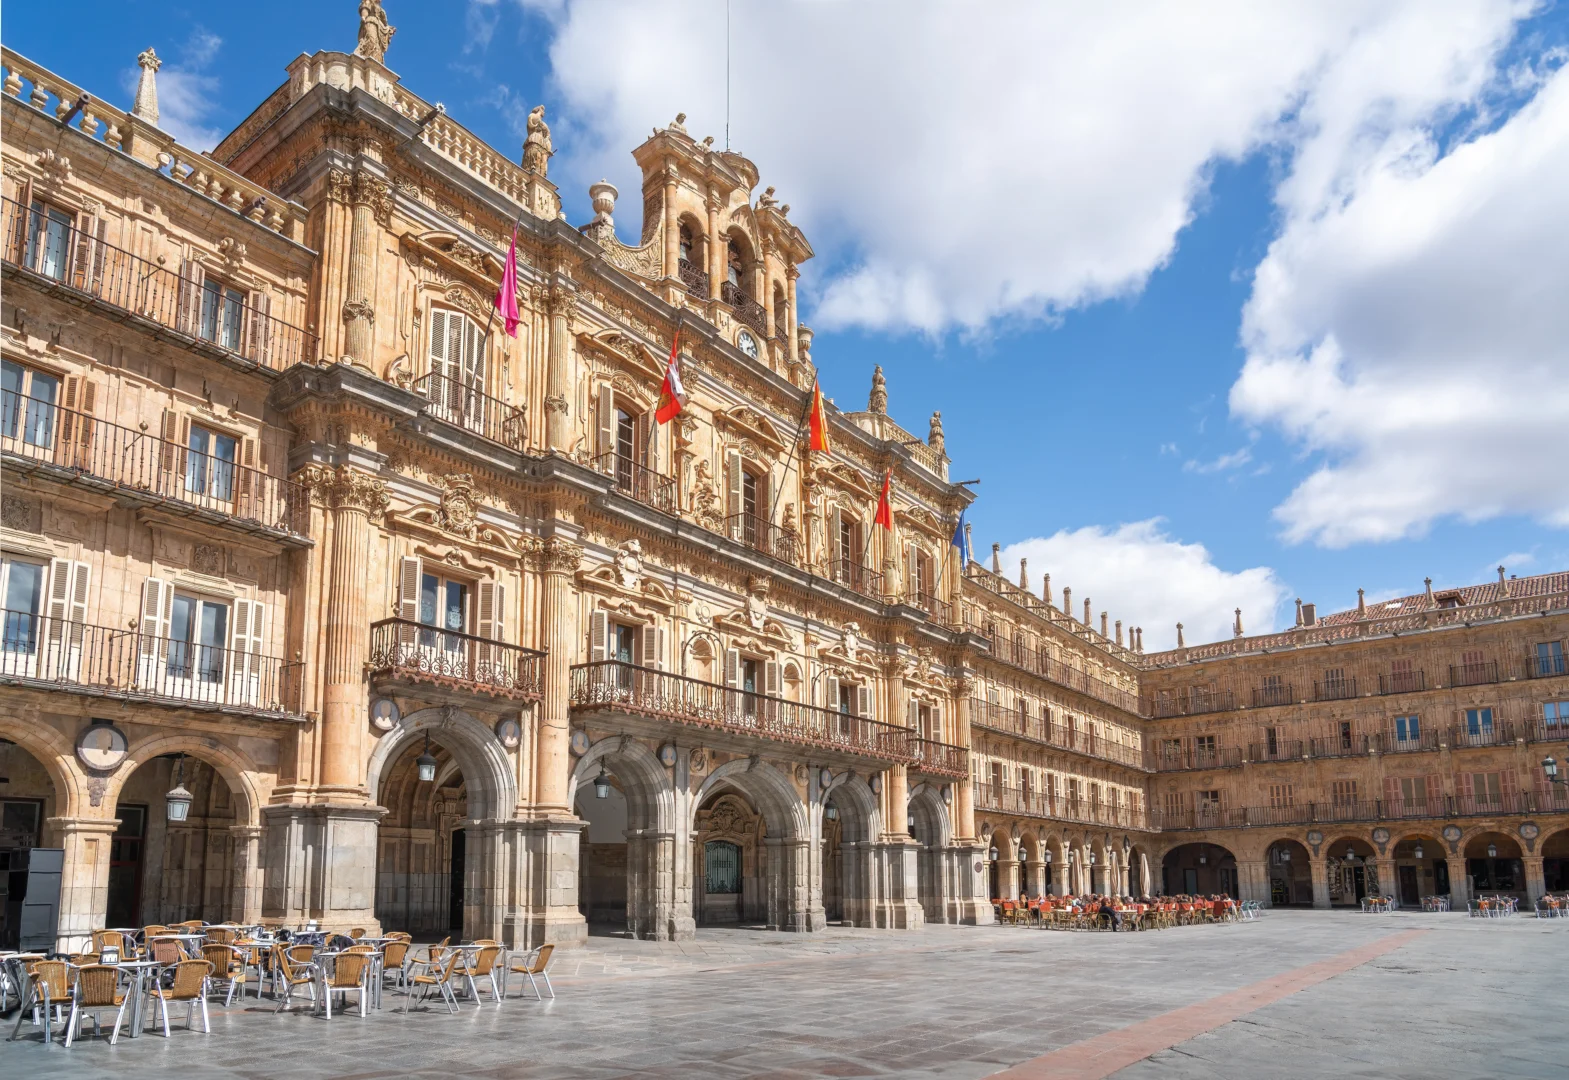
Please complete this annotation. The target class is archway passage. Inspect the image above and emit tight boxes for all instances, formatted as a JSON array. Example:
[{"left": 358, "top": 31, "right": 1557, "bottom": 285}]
[
  {"left": 1545, "top": 829, "right": 1569, "bottom": 893},
  {"left": 0, "top": 739, "right": 57, "bottom": 950},
  {"left": 1327, "top": 837, "right": 1378, "bottom": 905},
  {"left": 908, "top": 786, "right": 951, "bottom": 921},
  {"left": 112, "top": 753, "right": 239, "bottom": 927},
  {"left": 375, "top": 736, "right": 469, "bottom": 937},
  {"left": 1162, "top": 842, "right": 1238, "bottom": 898},
  {"left": 820, "top": 795, "right": 844, "bottom": 923},
  {"left": 695, "top": 789, "right": 762, "bottom": 926},
  {"left": 1464, "top": 832, "right": 1525, "bottom": 899},
  {"left": 986, "top": 828, "right": 1015, "bottom": 901},
  {"left": 1391, "top": 834, "right": 1447, "bottom": 906},
  {"left": 1266, "top": 839, "right": 1313, "bottom": 906},
  {"left": 575, "top": 779, "right": 629, "bottom": 930}
]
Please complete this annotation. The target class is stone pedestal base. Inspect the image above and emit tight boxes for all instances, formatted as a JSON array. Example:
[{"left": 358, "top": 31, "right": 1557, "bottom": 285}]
[
  {"left": 872, "top": 838, "right": 925, "bottom": 930},
  {"left": 948, "top": 843, "right": 995, "bottom": 925},
  {"left": 510, "top": 816, "right": 588, "bottom": 950},
  {"left": 262, "top": 803, "right": 384, "bottom": 935}
]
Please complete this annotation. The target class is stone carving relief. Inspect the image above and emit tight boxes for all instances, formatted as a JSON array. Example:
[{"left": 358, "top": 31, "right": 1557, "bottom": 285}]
[
  {"left": 437, "top": 473, "right": 479, "bottom": 539},
  {"left": 383, "top": 353, "right": 413, "bottom": 390},
  {"left": 522, "top": 105, "right": 553, "bottom": 176},
  {"left": 191, "top": 543, "right": 226, "bottom": 576},
  {"left": 613, "top": 538, "right": 643, "bottom": 590},
  {"left": 690, "top": 459, "right": 723, "bottom": 532},
  {"left": 35, "top": 149, "right": 71, "bottom": 188},
  {"left": 1, "top": 494, "right": 37, "bottom": 532},
  {"left": 355, "top": 0, "right": 396, "bottom": 63}
]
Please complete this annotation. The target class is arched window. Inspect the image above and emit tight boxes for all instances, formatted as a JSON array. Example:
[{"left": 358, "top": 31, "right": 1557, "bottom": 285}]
[
  {"left": 679, "top": 223, "right": 695, "bottom": 263},
  {"left": 727, "top": 238, "right": 743, "bottom": 287}
]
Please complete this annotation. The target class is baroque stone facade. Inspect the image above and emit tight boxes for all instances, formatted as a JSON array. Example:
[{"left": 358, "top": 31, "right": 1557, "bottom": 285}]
[{"left": 0, "top": 26, "right": 1563, "bottom": 952}]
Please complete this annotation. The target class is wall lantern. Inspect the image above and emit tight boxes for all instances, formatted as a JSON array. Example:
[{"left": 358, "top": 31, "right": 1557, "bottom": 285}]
[
  {"left": 1544, "top": 755, "right": 1561, "bottom": 783},
  {"left": 1344, "top": 846, "right": 1356, "bottom": 862},
  {"left": 165, "top": 753, "right": 193, "bottom": 823},
  {"left": 1414, "top": 844, "right": 1424, "bottom": 860},
  {"left": 1044, "top": 850, "right": 1052, "bottom": 864},
  {"left": 593, "top": 762, "right": 612, "bottom": 799},
  {"left": 1279, "top": 847, "right": 1291, "bottom": 863},
  {"left": 824, "top": 804, "right": 839, "bottom": 821},
  {"left": 416, "top": 734, "right": 438, "bottom": 783},
  {"left": 989, "top": 846, "right": 999, "bottom": 862},
  {"left": 1198, "top": 853, "right": 1207, "bottom": 865},
  {"left": 1487, "top": 843, "right": 1497, "bottom": 859}
]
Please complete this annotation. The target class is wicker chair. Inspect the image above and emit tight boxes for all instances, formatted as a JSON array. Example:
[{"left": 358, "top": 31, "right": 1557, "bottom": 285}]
[
  {"left": 201, "top": 944, "right": 248, "bottom": 1007},
  {"left": 270, "top": 945, "right": 319, "bottom": 1013},
  {"left": 415, "top": 936, "right": 451, "bottom": 969},
  {"left": 205, "top": 927, "right": 236, "bottom": 947},
  {"left": 90, "top": 930, "right": 127, "bottom": 955},
  {"left": 63, "top": 964, "right": 132, "bottom": 1047},
  {"left": 507, "top": 944, "right": 556, "bottom": 1001},
  {"left": 380, "top": 940, "right": 412, "bottom": 994},
  {"left": 402, "top": 951, "right": 464, "bottom": 1015},
  {"left": 319, "top": 951, "right": 370, "bottom": 1019},
  {"left": 144, "top": 959, "right": 212, "bottom": 1037},
  {"left": 8, "top": 959, "right": 70, "bottom": 1045},
  {"left": 348, "top": 927, "right": 366, "bottom": 940},
  {"left": 462, "top": 944, "right": 505, "bottom": 1005}
]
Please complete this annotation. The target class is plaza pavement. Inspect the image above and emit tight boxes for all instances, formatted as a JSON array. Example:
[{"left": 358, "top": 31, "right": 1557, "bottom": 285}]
[{"left": 3, "top": 910, "right": 1562, "bottom": 1079}]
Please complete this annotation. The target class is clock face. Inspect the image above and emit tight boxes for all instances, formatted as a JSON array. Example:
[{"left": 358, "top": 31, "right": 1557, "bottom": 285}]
[
  {"left": 736, "top": 330, "right": 759, "bottom": 358},
  {"left": 77, "top": 725, "right": 129, "bottom": 772}
]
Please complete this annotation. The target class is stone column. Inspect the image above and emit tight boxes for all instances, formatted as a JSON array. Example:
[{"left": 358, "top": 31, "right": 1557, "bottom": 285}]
[
  {"left": 662, "top": 161, "right": 680, "bottom": 278},
  {"left": 1374, "top": 858, "right": 1397, "bottom": 903},
  {"left": 1116, "top": 857, "right": 1131, "bottom": 897},
  {"left": 49, "top": 817, "right": 116, "bottom": 952},
  {"left": 1237, "top": 859, "right": 1267, "bottom": 903},
  {"left": 342, "top": 170, "right": 388, "bottom": 367},
  {"left": 952, "top": 688, "right": 976, "bottom": 840},
  {"left": 786, "top": 268, "right": 800, "bottom": 367},
  {"left": 1447, "top": 854, "right": 1471, "bottom": 909},
  {"left": 1310, "top": 855, "right": 1331, "bottom": 909},
  {"left": 1052, "top": 851, "right": 1069, "bottom": 896},
  {"left": 543, "top": 285, "right": 576, "bottom": 452},
  {"left": 318, "top": 467, "right": 387, "bottom": 794},
  {"left": 228, "top": 824, "right": 265, "bottom": 924},
  {"left": 1523, "top": 855, "right": 1545, "bottom": 903},
  {"left": 706, "top": 188, "right": 724, "bottom": 301},
  {"left": 763, "top": 837, "right": 824, "bottom": 932}
]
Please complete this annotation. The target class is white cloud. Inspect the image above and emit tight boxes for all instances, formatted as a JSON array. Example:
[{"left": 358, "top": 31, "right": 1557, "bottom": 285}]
[
  {"left": 510, "top": 0, "right": 1533, "bottom": 337},
  {"left": 1233, "top": 55, "right": 1569, "bottom": 546},
  {"left": 998, "top": 520, "right": 1288, "bottom": 651},
  {"left": 1182, "top": 446, "right": 1252, "bottom": 475}
]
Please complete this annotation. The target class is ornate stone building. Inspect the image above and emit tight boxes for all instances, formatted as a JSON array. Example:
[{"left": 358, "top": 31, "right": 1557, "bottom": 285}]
[{"left": 0, "top": 21, "right": 1563, "bottom": 951}]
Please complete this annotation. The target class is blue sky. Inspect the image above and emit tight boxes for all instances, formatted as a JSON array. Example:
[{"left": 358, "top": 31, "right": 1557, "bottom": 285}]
[{"left": 9, "top": 2, "right": 1567, "bottom": 648}]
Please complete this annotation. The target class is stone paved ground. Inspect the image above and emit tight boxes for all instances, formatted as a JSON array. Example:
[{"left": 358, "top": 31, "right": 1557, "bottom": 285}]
[{"left": 4, "top": 911, "right": 1563, "bottom": 1079}]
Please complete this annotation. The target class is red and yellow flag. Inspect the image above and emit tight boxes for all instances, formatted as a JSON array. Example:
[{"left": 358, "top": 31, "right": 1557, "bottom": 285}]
[
  {"left": 874, "top": 468, "right": 893, "bottom": 530},
  {"left": 655, "top": 325, "right": 685, "bottom": 424},
  {"left": 808, "top": 379, "right": 831, "bottom": 453}
]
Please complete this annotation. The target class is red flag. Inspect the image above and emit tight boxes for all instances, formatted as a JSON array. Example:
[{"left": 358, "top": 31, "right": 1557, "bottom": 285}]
[
  {"left": 808, "top": 379, "right": 831, "bottom": 453},
  {"left": 874, "top": 468, "right": 893, "bottom": 530},
  {"left": 655, "top": 325, "right": 685, "bottom": 424},
  {"left": 494, "top": 227, "right": 521, "bottom": 337}
]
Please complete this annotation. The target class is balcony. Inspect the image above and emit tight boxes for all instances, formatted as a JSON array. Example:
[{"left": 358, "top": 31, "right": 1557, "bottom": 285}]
[
  {"left": 1378, "top": 669, "right": 1426, "bottom": 695},
  {"left": 1308, "top": 734, "right": 1369, "bottom": 758},
  {"left": 1251, "top": 683, "right": 1294, "bottom": 708},
  {"left": 569, "top": 660, "right": 912, "bottom": 763},
  {"left": 726, "top": 512, "right": 800, "bottom": 565},
  {"left": 1527, "top": 650, "right": 1567, "bottom": 679},
  {"left": 1313, "top": 678, "right": 1358, "bottom": 702},
  {"left": 593, "top": 453, "right": 678, "bottom": 515},
  {"left": 1372, "top": 727, "right": 1441, "bottom": 754},
  {"left": 1248, "top": 738, "right": 1305, "bottom": 762},
  {"left": 1447, "top": 720, "right": 1516, "bottom": 750},
  {"left": 677, "top": 258, "right": 709, "bottom": 301},
  {"left": 967, "top": 698, "right": 1148, "bottom": 771},
  {"left": 2, "top": 391, "right": 309, "bottom": 542},
  {"left": 1147, "top": 688, "right": 1238, "bottom": 719},
  {"left": 910, "top": 737, "right": 968, "bottom": 780},
  {"left": 985, "top": 634, "right": 1145, "bottom": 716},
  {"left": 828, "top": 558, "right": 884, "bottom": 600},
  {"left": 0, "top": 610, "right": 302, "bottom": 718},
  {"left": 415, "top": 372, "right": 528, "bottom": 451},
  {"left": 1449, "top": 661, "right": 1499, "bottom": 688},
  {"left": 910, "top": 592, "right": 956, "bottom": 629},
  {"left": 367, "top": 619, "right": 545, "bottom": 703},
  {"left": 972, "top": 783, "right": 1150, "bottom": 830},
  {"left": 720, "top": 280, "right": 768, "bottom": 336},
  {"left": 1149, "top": 746, "right": 1244, "bottom": 772},
  {"left": 1, "top": 196, "right": 315, "bottom": 372},
  {"left": 1152, "top": 792, "right": 1546, "bottom": 832}
]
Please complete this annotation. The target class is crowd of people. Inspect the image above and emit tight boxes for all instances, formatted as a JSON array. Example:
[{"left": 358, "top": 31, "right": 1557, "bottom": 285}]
[{"left": 995, "top": 893, "right": 1243, "bottom": 930}]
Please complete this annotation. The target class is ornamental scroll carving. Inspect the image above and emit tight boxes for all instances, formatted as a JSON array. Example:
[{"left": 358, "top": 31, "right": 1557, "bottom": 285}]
[
  {"left": 438, "top": 473, "right": 479, "bottom": 539},
  {"left": 297, "top": 465, "right": 390, "bottom": 524},
  {"left": 541, "top": 536, "right": 584, "bottom": 575}
]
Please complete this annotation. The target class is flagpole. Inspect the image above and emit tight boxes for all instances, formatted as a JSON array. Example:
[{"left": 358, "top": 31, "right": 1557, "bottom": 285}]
[
  {"left": 764, "top": 387, "right": 815, "bottom": 532},
  {"left": 482, "top": 215, "right": 526, "bottom": 344}
]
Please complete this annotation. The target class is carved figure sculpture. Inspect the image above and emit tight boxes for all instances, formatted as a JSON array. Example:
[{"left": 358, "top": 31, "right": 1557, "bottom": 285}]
[
  {"left": 522, "top": 105, "right": 553, "bottom": 176},
  {"left": 355, "top": 0, "right": 396, "bottom": 63}
]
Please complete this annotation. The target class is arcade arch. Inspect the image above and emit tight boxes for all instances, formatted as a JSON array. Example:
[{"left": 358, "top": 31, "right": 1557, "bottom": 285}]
[{"left": 1162, "top": 841, "right": 1238, "bottom": 898}]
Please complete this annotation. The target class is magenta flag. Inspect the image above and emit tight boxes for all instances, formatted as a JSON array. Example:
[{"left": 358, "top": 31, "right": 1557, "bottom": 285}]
[{"left": 494, "top": 227, "right": 521, "bottom": 337}]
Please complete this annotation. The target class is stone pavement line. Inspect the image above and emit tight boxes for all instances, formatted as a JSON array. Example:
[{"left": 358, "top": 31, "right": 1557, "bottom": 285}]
[{"left": 987, "top": 928, "right": 1429, "bottom": 1080}]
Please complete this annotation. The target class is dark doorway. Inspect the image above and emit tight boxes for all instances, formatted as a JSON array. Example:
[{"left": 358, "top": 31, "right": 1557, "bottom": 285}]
[
  {"left": 1435, "top": 859, "right": 1451, "bottom": 895},
  {"left": 106, "top": 805, "right": 147, "bottom": 929},
  {"left": 448, "top": 828, "right": 466, "bottom": 935},
  {"left": 1398, "top": 865, "right": 1419, "bottom": 906}
]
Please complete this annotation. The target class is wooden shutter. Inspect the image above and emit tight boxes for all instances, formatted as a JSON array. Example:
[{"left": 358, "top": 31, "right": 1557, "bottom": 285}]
[
  {"left": 723, "top": 648, "right": 740, "bottom": 688},
  {"left": 931, "top": 704, "right": 942, "bottom": 743},
  {"left": 856, "top": 683, "right": 871, "bottom": 720},
  {"left": 427, "top": 307, "right": 448, "bottom": 396},
  {"left": 640, "top": 623, "right": 665, "bottom": 671},
  {"left": 246, "top": 289, "right": 273, "bottom": 366},
  {"left": 1382, "top": 776, "right": 1401, "bottom": 809},
  {"left": 45, "top": 558, "right": 74, "bottom": 662},
  {"left": 906, "top": 544, "right": 918, "bottom": 602},
  {"left": 71, "top": 208, "right": 102, "bottom": 290},
  {"left": 764, "top": 660, "right": 780, "bottom": 696},
  {"left": 464, "top": 313, "right": 483, "bottom": 392},
  {"left": 176, "top": 415, "right": 191, "bottom": 492},
  {"left": 597, "top": 384, "right": 614, "bottom": 464},
  {"left": 907, "top": 698, "right": 919, "bottom": 731},
  {"left": 3, "top": 178, "right": 31, "bottom": 262},
  {"left": 176, "top": 258, "right": 204, "bottom": 335},
  {"left": 725, "top": 451, "right": 743, "bottom": 535},
  {"left": 588, "top": 609, "right": 608, "bottom": 662},
  {"left": 158, "top": 408, "right": 179, "bottom": 477},
  {"left": 643, "top": 411, "right": 658, "bottom": 473},
  {"left": 235, "top": 437, "right": 256, "bottom": 511},
  {"left": 229, "top": 598, "right": 265, "bottom": 705},
  {"left": 58, "top": 376, "right": 95, "bottom": 468},
  {"left": 477, "top": 579, "right": 501, "bottom": 641},
  {"left": 825, "top": 674, "right": 840, "bottom": 712},
  {"left": 137, "top": 576, "right": 172, "bottom": 684},
  {"left": 396, "top": 556, "right": 423, "bottom": 648},
  {"left": 828, "top": 506, "right": 843, "bottom": 570}
]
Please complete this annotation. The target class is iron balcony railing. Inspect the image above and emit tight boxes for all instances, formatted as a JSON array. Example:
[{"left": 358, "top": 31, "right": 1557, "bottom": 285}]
[
  {"left": 1, "top": 390, "right": 309, "bottom": 538},
  {"left": 1, "top": 196, "right": 316, "bottom": 370},
  {"left": 1252, "top": 683, "right": 1295, "bottom": 708},
  {"left": 0, "top": 610, "right": 302, "bottom": 717},
  {"left": 967, "top": 697, "right": 1147, "bottom": 770},
  {"left": 677, "top": 258, "right": 708, "bottom": 300},
  {"left": 1526, "top": 650, "right": 1567, "bottom": 679},
  {"left": 1449, "top": 660, "right": 1499, "bottom": 688},
  {"left": 1152, "top": 792, "right": 1545, "bottom": 832},
  {"left": 828, "top": 557, "right": 884, "bottom": 600},
  {"left": 720, "top": 280, "right": 768, "bottom": 336},
  {"left": 1447, "top": 719, "right": 1516, "bottom": 749},
  {"left": 1378, "top": 669, "right": 1427, "bottom": 695},
  {"left": 592, "top": 453, "right": 678, "bottom": 515},
  {"left": 1146, "top": 688, "right": 1238, "bottom": 719},
  {"left": 570, "top": 659, "right": 912, "bottom": 762},
  {"left": 1371, "top": 727, "right": 1442, "bottom": 754},
  {"left": 367, "top": 618, "right": 544, "bottom": 701},
  {"left": 986, "top": 635, "right": 1145, "bottom": 716},
  {"left": 725, "top": 512, "right": 800, "bottom": 565},
  {"left": 1149, "top": 745, "right": 1245, "bottom": 772},
  {"left": 972, "top": 783, "right": 1151, "bottom": 830},
  {"left": 1248, "top": 737, "right": 1306, "bottom": 762},
  {"left": 1313, "top": 678, "right": 1358, "bottom": 702},
  {"left": 910, "top": 737, "right": 968, "bottom": 779},
  {"left": 414, "top": 372, "right": 528, "bottom": 450},
  {"left": 1308, "top": 733, "right": 1370, "bottom": 758},
  {"left": 910, "top": 591, "right": 955, "bottom": 628}
]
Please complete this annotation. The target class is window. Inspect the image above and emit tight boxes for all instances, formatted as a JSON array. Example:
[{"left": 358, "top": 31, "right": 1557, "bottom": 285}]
[
  {"left": 910, "top": 546, "right": 934, "bottom": 602},
  {"left": 199, "top": 278, "right": 246, "bottom": 350},
  {"left": 678, "top": 223, "right": 695, "bottom": 264},
  {"left": 0, "top": 555, "right": 47, "bottom": 652},
  {"left": 1197, "top": 790, "right": 1221, "bottom": 813},
  {"left": 839, "top": 683, "right": 855, "bottom": 715},
  {"left": 185, "top": 423, "right": 238, "bottom": 501},
  {"left": 1388, "top": 658, "right": 1419, "bottom": 693},
  {"left": 1265, "top": 726, "right": 1280, "bottom": 757},
  {"left": 1470, "top": 772, "right": 1503, "bottom": 808},
  {"left": 1339, "top": 721, "right": 1353, "bottom": 751},
  {"left": 1536, "top": 641, "right": 1566, "bottom": 677},
  {"left": 1545, "top": 701, "right": 1569, "bottom": 727},
  {"left": 426, "top": 308, "right": 486, "bottom": 430},
  {"left": 916, "top": 702, "right": 937, "bottom": 742},
  {"left": 726, "top": 239, "right": 742, "bottom": 287},
  {"left": 1194, "top": 735, "right": 1216, "bottom": 758},
  {"left": 1088, "top": 782, "right": 1101, "bottom": 807},
  {"left": 1394, "top": 714, "right": 1421, "bottom": 743},
  {"left": 1161, "top": 737, "right": 1182, "bottom": 760},
  {"left": 24, "top": 200, "right": 73, "bottom": 281},
  {"left": 1269, "top": 784, "right": 1294, "bottom": 808},
  {"left": 1331, "top": 779, "right": 1358, "bottom": 807},
  {"left": 1398, "top": 776, "right": 1428, "bottom": 807},
  {"left": 167, "top": 592, "right": 229, "bottom": 682},
  {"left": 704, "top": 840, "right": 741, "bottom": 894},
  {"left": 1163, "top": 791, "right": 1184, "bottom": 816},
  {"left": 989, "top": 761, "right": 1004, "bottom": 790},
  {"left": 838, "top": 515, "right": 859, "bottom": 567},
  {"left": 1, "top": 360, "right": 61, "bottom": 449},
  {"left": 611, "top": 623, "right": 637, "bottom": 664},
  {"left": 1464, "top": 707, "right": 1494, "bottom": 737},
  {"left": 614, "top": 408, "right": 636, "bottom": 480}
]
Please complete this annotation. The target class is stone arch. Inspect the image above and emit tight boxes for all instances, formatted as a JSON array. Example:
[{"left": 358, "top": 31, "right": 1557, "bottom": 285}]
[
  {"left": 1543, "top": 826, "right": 1569, "bottom": 894},
  {"left": 0, "top": 714, "right": 88, "bottom": 818},
  {"left": 1262, "top": 837, "right": 1313, "bottom": 906},
  {"left": 109, "top": 732, "right": 267, "bottom": 828},
  {"left": 821, "top": 772, "right": 880, "bottom": 927},
  {"left": 907, "top": 783, "right": 951, "bottom": 849},
  {"left": 570, "top": 737, "right": 674, "bottom": 834},
  {"left": 365, "top": 707, "right": 516, "bottom": 823},
  {"left": 1161, "top": 841, "right": 1238, "bottom": 898},
  {"left": 694, "top": 758, "right": 807, "bottom": 840}
]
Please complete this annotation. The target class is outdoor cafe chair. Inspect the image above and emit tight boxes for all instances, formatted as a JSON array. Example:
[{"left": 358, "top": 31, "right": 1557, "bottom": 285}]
[
  {"left": 507, "top": 944, "right": 556, "bottom": 1001},
  {"left": 270, "top": 944, "right": 319, "bottom": 1013},
  {"left": 379, "top": 939, "right": 412, "bottom": 994},
  {"left": 8, "top": 958, "right": 69, "bottom": 1045},
  {"left": 201, "top": 944, "right": 248, "bottom": 1006},
  {"left": 462, "top": 944, "right": 505, "bottom": 1005},
  {"left": 62, "top": 964, "right": 132, "bottom": 1047},
  {"left": 319, "top": 950, "right": 371, "bottom": 1019},
  {"left": 403, "top": 951, "right": 465, "bottom": 1015},
  {"left": 144, "top": 959, "right": 212, "bottom": 1037}
]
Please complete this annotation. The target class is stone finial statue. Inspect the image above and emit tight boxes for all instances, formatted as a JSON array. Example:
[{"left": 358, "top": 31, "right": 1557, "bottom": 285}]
[
  {"left": 522, "top": 104, "right": 553, "bottom": 176},
  {"left": 757, "top": 186, "right": 779, "bottom": 210},
  {"left": 1234, "top": 608, "right": 1244, "bottom": 637},
  {"left": 1084, "top": 597, "right": 1092, "bottom": 625},
  {"left": 1042, "top": 572, "right": 1052, "bottom": 607},
  {"left": 1115, "top": 619, "right": 1123, "bottom": 646},
  {"left": 868, "top": 365, "right": 887, "bottom": 415},
  {"left": 1176, "top": 622, "right": 1185, "bottom": 648},
  {"left": 133, "top": 48, "right": 162, "bottom": 126},
  {"left": 1019, "top": 558, "right": 1029, "bottom": 591},
  {"left": 928, "top": 411, "right": 945, "bottom": 455},
  {"left": 355, "top": 0, "right": 396, "bottom": 64},
  {"left": 1062, "top": 586, "right": 1072, "bottom": 618},
  {"left": 669, "top": 112, "right": 688, "bottom": 134},
  {"left": 990, "top": 543, "right": 1001, "bottom": 574}
]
